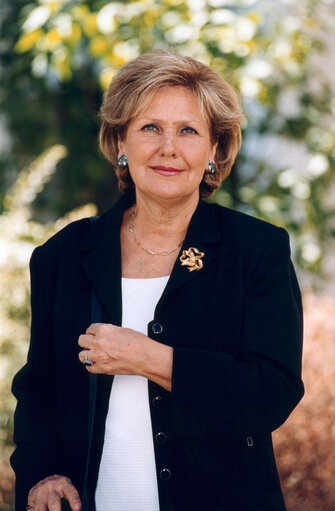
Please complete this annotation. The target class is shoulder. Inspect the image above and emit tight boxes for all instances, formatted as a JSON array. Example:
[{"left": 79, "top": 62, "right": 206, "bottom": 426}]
[
  {"left": 208, "top": 201, "right": 286, "bottom": 235},
  {"left": 202, "top": 203, "right": 297, "bottom": 292},
  {"left": 207, "top": 201, "right": 289, "bottom": 248},
  {"left": 30, "top": 217, "right": 92, "bottom": 272},
  {"left": 201, "top": 202, "right": 291, "bottom": 279},
  {"left": 33, "top": 216, "right": 92, "bottom": 254}
]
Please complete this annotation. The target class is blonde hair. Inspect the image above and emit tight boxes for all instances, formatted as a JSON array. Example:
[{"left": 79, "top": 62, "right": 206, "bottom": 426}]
[{"left": 99, "top": 49, "right": 243, "bottom": 198}]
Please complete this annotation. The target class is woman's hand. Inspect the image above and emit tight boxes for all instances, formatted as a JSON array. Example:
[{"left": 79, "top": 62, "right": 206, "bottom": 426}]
[
  {"left": 78, "top": 323, "right": 149, "bottom": 375},
  {"left": 78, "top": 323, "right": 173, "bottom": 390},
  {"left": 27, "top": 475, "right": 81, "bottom": 511}
]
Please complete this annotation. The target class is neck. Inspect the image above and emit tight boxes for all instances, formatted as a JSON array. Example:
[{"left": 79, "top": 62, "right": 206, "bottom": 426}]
[{"left": 133, "top": 191, "right": 200, "bottom": 239}]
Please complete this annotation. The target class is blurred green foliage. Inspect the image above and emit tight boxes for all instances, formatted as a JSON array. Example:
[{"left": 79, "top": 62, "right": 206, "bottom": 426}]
[{"left": 0, "top": 0, "right": 334, "bottom": 509}]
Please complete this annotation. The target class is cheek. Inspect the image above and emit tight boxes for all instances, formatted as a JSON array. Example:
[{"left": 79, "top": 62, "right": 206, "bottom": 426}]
[
  {"left": 186, "top": 143, "right": 211, "bottom": 167},
  {"left": 129, "top": 140, "right": 158, "bottom": 162}
]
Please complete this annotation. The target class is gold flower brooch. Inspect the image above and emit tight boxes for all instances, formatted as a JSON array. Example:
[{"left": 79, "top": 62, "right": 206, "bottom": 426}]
[{"left": 179, "top": 247, "right": 205, "bottom": 272}]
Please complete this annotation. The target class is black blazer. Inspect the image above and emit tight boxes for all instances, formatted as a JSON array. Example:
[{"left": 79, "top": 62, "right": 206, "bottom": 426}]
[{"left": 11, "top": 191, "right": 304, "bottom": 511}]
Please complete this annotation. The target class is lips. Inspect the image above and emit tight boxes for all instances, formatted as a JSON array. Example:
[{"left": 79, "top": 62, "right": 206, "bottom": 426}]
[{"left": 150, "top": 166, "right": 184, "bottom": 176}]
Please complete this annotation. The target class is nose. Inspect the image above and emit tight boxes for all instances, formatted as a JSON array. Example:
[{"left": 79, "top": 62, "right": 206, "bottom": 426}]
[{"left": 158, "top": 132, "right": 177, "bottom": 158}]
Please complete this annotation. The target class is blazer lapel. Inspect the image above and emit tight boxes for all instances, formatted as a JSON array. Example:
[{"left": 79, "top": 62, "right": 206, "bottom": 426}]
[
  {"left": 78, "top": 191, "right": 135, "bottom": 325},
  {"left": 163, "top": 199, "right": 221, "bottom": 298}
]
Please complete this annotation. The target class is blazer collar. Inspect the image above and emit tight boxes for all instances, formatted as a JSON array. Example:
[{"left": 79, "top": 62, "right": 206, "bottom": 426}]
[
  {"left": 79, "top": 189, "right": 135, "bottom": 251},
  {"left": 78, "top": 190, "right": 222, "bottom": 320},
  {"left": 78, "top": 191, "right": 134, "bottom": 324}
]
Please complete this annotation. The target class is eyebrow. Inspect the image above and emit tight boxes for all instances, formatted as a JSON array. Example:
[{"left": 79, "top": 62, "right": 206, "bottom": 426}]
[{"left": 138, "top": 118, "right": 202, "bottom": 125}]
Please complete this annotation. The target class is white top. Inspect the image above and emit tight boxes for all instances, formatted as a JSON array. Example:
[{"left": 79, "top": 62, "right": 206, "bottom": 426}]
[{"left": 95, "top": 276, "right": 169, "bottom": 511}]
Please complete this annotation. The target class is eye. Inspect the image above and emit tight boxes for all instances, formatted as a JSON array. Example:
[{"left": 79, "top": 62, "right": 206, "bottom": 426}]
[
  {"left": 181, "top": 126, "right": 198, "bottom": 135},
  {"left": 141, "top": 124, "right": 158, "bottom": 132}
]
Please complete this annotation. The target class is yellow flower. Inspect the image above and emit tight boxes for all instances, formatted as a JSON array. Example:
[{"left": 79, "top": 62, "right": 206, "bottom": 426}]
[
  {"left": 143, "top": 12, "right": 156, "bottom": 26},
  {"left": 258, "top": 85, "right": 268, "bottom": 103},
  {"left": 41, "top": 29, "right": 62, "bottom": 51},
  {"left": 245, "top": 40, "right": 256, "bottom": 52},
  {"left": 107, "top": 52, "right": 127, "bottom": 66},
  {"left": 47, "top": 29, "right": 62, "bottom": 42},
  {"left": 70, "top": 5, "right": 89, "bottom": 20},
  {"left": 163, "top": 0, "right": 184, "bottom": 5},
  {"left": 57, "top": 60, "right": 71, "bottom": 80},
  {"left": 89, "top": 36, "right": 109, "bottom": 57},
  {"left": 305, "top": 18, "right": 317, "bottom": 29},
  {"left": 99, "top": 68, "right": 117, "bottom": 90},
  {"left": 53, "top": 52, "right": 71, "bottom": 80},
  {"left": 82, "top": 13, "right": 97, "bottom": 37},
  {"left": 15, "top": 29, "right": 43, "bottom": 53},
  {"left": 296, "top": 35, "right": 312, "bottom": 50},
  {"left": 138, "top": 0, "right": 154, "bottom": 5},
  {"left": 248, "top": 13, "right": 262, "bottom": 24},
  {"left": 48, "top": 2, "right": 61, "bottom": 14},
  {"left": 66, "top": 23, "right": 82, "bottom": 44}
]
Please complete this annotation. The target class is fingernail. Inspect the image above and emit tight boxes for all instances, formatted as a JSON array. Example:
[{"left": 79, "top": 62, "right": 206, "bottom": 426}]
[{"left": 74, "top": 503, "right": 81, "bottom": 510}]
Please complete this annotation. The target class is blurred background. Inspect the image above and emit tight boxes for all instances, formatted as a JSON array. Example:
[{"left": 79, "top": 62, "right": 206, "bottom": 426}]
[{"left": 0, "top": 0, "right": 334, "bottom": 509}]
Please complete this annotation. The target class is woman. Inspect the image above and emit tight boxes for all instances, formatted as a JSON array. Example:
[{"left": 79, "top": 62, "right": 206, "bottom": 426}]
[{"left": 11, "top": 50, "right": 304, "bottom": 511}]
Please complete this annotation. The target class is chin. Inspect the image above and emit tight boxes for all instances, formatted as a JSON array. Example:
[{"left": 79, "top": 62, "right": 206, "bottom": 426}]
[{"left": 150, "top": 187, "right": 199, "bottom": 203}]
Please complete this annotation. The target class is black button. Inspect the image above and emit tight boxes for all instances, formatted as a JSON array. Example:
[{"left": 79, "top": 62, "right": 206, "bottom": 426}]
[
  {"left": 160, "top": 468, "right": 171, "bottom": 480},
  {"left": 152, "top": 322, "right": 163, "bottom": 334},
  {"left": 153, "top": 396, "right": 163, "bottom": 408},
  {"left": 155, "top": 432, "right": 167, "bottom": 444}
]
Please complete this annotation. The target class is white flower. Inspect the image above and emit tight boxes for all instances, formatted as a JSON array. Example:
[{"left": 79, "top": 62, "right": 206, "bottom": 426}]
[
  {"left": 293, "top": 182, "right": 311, "bottom": 200},
  {"left": 97, "top": 3, "right": 119, "bottom": 34},
  {"left": 306, "top": 154, "right": 329, "bottom": 178},
  {"left": 166, "top": 25, "right": 199, "bottom": 44},
  {"left": 301, "top": 241, "right": 322, "bottom": 264},
  {"left": 240, "top": 77, "right": 260, "bottom": 98},
  {"left": 236, "top": 18, "right": 257, "bottom": 42},
  {"left": 186, "top": 0, "right": 206, "bottom": 10},
  {"left": 23, "top": 6, "right": 51, "bottom": 32},
  {"left": 245, "top": 59, "right": 273, "bottom": 79},
  {"left": 113, "top": 41, "right": 139, "bottom": 62},
  {"left": 53, "top": 14, "right": 73, "bottom": 38},
  {"left": 210, "top": 9, "right": 236, "bottom": 25},
  {"left": 278, "top": 168, "right": 299, "bottom": 188}
]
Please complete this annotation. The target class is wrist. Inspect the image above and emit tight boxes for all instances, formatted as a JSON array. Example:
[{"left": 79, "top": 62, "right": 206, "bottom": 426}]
[{"left": 141, "top": 336, "right": 173, "bottom": 390}]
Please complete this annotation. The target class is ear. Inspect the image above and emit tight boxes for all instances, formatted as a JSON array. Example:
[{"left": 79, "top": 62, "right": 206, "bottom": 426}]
[
  {"left": 210, "top": 139, "right": 218, "bottom": 161},
  {"left": 117, "top": 133, "right": 125, "bottom": 158}
]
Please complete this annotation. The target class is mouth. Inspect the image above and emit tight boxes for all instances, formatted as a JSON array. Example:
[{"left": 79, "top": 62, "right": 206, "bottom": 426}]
[{"left": 150, "top": 166, "right": 184, "bottom": 176}]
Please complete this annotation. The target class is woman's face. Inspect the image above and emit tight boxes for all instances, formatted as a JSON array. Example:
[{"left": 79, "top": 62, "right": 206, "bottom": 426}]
[{"left": 118, "top": 86, "right": 217, "bottom": 204}]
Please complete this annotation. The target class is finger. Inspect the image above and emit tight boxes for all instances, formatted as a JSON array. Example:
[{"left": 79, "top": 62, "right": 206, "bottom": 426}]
[
  {"left": 86, "top": 323, "right": 101, "bottom": 335},
  {"left": 63, "top": 483, "right": 82, "bottom": 511},
  {"left": 84, "top": 362, "right": 98, "bottom": 373},
  {"left": 47, "top": 492, "right": 62, "bottom": 511},
  {"left": 27, "top": 487, "right": 36, "bottom": 508},
  {"left": 78, "top": 334, "right": 94, "bottom": 349},
  {"left": 78, "top": 349, "right": 95, "bottom": 365},
  {"left": 78, "top": 350, "right": 85, "bottom": 364},
  {"left": 33, "top": 497, "right": 47, "bottom": 511}
]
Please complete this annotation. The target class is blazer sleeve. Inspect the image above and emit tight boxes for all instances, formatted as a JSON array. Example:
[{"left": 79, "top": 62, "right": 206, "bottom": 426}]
[
  {"left": 170, "top": 227, "right": 304, "bottom": 438},
  {"left": 10, "top": 246, "right": 61, "bottom": 510}
]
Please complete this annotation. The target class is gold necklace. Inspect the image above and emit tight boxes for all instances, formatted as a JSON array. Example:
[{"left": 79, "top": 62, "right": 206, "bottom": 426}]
[{"left": 129, "top": 208, "right": 184, "bottom": 256}]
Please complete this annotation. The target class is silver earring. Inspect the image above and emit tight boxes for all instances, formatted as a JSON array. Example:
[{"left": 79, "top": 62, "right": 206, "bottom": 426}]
[
  {"left": 118, "top": 155, "right": 128, "bottom": 167},
  {"left": 207, "top": 161, "right": 216, "bottom": 174}
]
